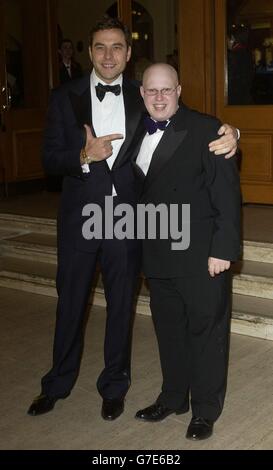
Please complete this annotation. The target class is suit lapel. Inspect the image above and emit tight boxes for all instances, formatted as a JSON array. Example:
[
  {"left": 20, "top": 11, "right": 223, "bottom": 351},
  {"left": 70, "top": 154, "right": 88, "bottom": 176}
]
[
  {"left": 68, "top": 76, "right": 96, "bottom": 136},
  {"left": 68, "top": 77, "right": 144, "bottom": 170},
  {"left": 68, "top": 75, "right": 104, "bottom": 178},
  {"left": 142, "top": 109, "right": 188, "bottom": 194},
  {"left": 112, "top": 80, "right": 144, "bottom": 169}
]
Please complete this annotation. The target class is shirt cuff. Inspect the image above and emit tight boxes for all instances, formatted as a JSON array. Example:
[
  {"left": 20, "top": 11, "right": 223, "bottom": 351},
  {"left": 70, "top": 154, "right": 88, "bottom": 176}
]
[{"left": 81, "top": 163, "right": 90, "bottom": 173}]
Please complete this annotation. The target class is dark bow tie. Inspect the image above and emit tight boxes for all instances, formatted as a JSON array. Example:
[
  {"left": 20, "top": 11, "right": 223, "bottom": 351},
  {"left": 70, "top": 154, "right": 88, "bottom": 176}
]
[
  {"left": 95, "top": 82, "right": 121, "bottom": 101},
  {"left": 144, "top": 116, "right": 169, "bottom": 135}
]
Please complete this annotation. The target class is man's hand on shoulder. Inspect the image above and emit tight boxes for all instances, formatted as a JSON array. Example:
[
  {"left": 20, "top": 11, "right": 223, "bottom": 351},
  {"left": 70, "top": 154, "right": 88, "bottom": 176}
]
[
  {"left": 208, "top": 124, "right": 239, "bottom": 159},
  {"left": 208, "top": 257, "right": 231, "bottom": 277}
]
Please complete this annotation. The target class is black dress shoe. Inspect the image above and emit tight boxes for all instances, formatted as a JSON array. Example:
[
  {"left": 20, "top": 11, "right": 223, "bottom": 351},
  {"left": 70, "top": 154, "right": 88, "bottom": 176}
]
[
  {"left": 186, "top": 416, "right": 214, "bottom": 440},
  {"left": 135, "top": 402, "right": 187, "bottom": 422},
  {"left": 101, "top": 399, "right": 124, "bottom": 421},
  {"left": 27, "top": 393, "right": 69, "bottom": 416}
]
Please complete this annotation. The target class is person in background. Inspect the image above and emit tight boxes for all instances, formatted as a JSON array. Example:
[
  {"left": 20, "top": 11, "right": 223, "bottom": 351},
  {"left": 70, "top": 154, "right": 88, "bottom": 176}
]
[
  {"left": 46, "top": 38, "right": 83, "bottom": 191},
  {"left": 59, "top": 38, "right": 83, "bottom": 84},
  {"left": 227, "top": 26, "right": 254, "bottom": 105}
]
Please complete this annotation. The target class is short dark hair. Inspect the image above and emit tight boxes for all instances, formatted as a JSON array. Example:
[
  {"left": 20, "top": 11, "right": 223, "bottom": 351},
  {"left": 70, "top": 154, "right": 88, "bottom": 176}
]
[
  {"left": 89, "top": 17, "right": 131, "bottom": 48},
  {"left": 60, "top": 38, "right": 73, "bottom": 48}
]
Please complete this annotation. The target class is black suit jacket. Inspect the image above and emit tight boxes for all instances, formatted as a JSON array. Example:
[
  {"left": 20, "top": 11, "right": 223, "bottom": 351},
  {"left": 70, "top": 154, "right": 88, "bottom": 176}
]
[
  {"left": 42, "top": 74, "right": 145, "bottom": 252},
  {"left": 133, "top": 105, "right": 241, "bottom": 278},
  {"left": 59, "top": 61, "right": 83, "bottom": 84}
]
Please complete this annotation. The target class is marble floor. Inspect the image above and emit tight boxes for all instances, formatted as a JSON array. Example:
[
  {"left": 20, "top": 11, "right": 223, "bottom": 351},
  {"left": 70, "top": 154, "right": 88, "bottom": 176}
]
[
  {"left": 1, "top": 287, "right": 273, "bottom": 451},
  {"left": 1, "top": 191, "right": 273, "bottom": 451}
]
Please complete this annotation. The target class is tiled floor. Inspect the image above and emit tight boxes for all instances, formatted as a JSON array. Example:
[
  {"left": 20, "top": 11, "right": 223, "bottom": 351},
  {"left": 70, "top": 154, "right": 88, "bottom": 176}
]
[{"left": 1, "top": 287, "right": 273, "bottom": 450}]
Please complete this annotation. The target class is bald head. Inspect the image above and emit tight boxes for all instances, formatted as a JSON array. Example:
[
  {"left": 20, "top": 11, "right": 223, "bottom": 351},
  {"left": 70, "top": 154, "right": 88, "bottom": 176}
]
[
  {"left": 142, "top": 63, "right": 179, "bottom": 87},
  {"left": 140, "top": 62, "right": 181, "bottom": 122}
]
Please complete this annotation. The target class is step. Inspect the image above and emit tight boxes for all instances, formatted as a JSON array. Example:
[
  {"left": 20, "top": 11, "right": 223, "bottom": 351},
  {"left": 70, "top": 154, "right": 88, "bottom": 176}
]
[
  {"left": 1, "top": 254, "right": 273, "bottom": 301},
  {"left": 131, "top": 292, "right": 273, "bottom": 340},
  {"left": 2, "top": 234, "right": 273, "bottom": 267},
  {"left": 0, "top": 255, "right": 107, "bottom": 302},
  {"left": 0, "top": 227, "right": 26, "bottom": 241},
  {"left": 232, "top": 260, "right": 273, "bottom": 300},
  {"left": 0, "top": 213, "right": 56, "bottom": 235},
  {"left": 0, "top": 256, "right": 57, "bottom": 296},
  {"left": 243, "top": 240, "right": 273, "bottom": 264},
  {"left": 1, "top": 233, "right": 57, "bottom": 264},
  {"left": 232, "top": 294, "right": 273, "bottom": 340},
  {"left": 138, "top": 260, "right": 273, "bottom": 301},
  {"left": 0, "top": 253, "right": 149, "bottom": 312},
  {"left": 1, "top": 214, "right": 273, "bottom": 266},
  {"left": 1, "top": 254, "right": 273, "bottom": 340},
  {"left": 1, "top": 212, "right": 273, "bottom": 260}
]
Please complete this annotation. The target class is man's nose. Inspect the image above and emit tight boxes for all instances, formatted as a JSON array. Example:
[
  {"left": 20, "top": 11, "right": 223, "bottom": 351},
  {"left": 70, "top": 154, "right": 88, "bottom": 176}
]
[
  {"left": 104, "top": 48, "right": 113, "bottom": 59},
  {"left": 155, "top": 91, "right": 164, "bottom": 101}
]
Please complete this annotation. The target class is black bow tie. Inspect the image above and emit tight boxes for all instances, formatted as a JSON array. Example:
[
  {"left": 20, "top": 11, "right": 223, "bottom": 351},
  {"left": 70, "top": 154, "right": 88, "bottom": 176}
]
[
  {"left": 95, "top": 83, "right": 121, "bottom": 101},
  {"left": 144, "top": 116, "right": 169, "bottom": 135}
]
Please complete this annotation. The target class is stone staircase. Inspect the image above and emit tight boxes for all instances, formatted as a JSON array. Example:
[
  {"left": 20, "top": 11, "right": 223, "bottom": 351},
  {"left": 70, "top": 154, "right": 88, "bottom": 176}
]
[{"left": 0, "top": 212, "right": 273, "bottom": 340}]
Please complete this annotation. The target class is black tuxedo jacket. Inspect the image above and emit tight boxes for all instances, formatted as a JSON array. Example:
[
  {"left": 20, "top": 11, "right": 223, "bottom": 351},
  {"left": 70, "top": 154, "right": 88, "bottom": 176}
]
[
  {"left": 132, "top": 105, "right": 241, "bottom": 278},
  {"left": 59, "top": 61, "right": 83, "bottom": 84},
  {"left": 42, "top": 74, "right": 145, "bottom": 252}
]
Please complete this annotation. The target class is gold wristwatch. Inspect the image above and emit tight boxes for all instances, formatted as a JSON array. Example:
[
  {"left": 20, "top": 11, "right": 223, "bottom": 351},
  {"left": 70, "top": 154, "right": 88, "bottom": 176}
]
[{"left": 80, "top": 147, "right": 93, "bottom": 165}]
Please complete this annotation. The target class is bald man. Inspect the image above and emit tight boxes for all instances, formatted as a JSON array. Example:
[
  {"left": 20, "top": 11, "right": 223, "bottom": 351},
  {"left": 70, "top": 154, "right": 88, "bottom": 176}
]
[{"left": 133, "top": 64, "right": 241, "bottom": 440}]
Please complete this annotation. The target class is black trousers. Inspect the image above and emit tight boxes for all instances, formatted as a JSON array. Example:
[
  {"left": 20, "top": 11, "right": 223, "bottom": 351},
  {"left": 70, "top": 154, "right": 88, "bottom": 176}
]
[
  {"left": 41, "top": 237, "right": 141, "bottom": 400},
  {"left": 148, "top": 271, "right": 231, "bottom": 422}
]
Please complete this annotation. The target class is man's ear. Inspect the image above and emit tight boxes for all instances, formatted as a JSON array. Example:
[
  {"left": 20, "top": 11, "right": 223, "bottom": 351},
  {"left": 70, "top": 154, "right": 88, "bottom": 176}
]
[
  {"left": 126, "top": 46, "right": 132, "bottom": 62},
  {"left": 140, "top": 86, "right": 145, "bottom": 99},
  {"left": 176, "top": 84, "right": 182, "bottom": 98},
  {"left": 88, "top": 46, "right": 93, "bottom": 63}
]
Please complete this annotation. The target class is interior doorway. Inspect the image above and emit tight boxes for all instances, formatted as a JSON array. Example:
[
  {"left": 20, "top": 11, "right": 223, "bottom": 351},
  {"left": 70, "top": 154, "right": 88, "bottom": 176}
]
[{"left": 0, "top": 0, "right": 51, "bottom": 191}]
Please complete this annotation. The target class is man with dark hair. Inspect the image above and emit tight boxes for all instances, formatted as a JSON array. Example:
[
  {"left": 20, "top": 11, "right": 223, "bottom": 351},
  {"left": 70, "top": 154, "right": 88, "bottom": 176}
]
[
  {"left": 89, "top": 17, "right": 132, "bottom": 49},
  {"left": 27, "top": 17, "right": 239, "bottom": 421},
  {"left": 59, "top": 38, "right": 83, "bottom": 84}
]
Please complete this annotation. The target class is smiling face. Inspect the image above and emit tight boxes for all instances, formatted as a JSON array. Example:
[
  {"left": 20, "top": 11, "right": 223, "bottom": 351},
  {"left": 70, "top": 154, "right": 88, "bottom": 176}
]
[
  {"left": 89, "top": 28, "right": 131, "bottom": 83},
  {"left": 140, "top": 64, "right": 181, "bottom": 121}
]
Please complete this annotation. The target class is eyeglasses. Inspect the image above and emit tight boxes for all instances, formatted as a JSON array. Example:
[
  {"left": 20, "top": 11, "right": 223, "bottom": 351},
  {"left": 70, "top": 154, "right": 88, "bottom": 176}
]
[{"left": 143, "top": 85, "right": 179, "bottom": 96}]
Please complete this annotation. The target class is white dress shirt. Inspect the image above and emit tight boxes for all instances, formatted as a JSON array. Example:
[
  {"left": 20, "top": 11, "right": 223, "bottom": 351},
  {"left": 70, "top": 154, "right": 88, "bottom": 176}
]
[
  {"left": 64, "top": 62, "right": 71, "bottom": 77},
  {"left": 82, "top": 70, "right": 126, "bottom": 195},
  {"left": 136, "top": 121, "right": 170, "bottom": 176},
  {"left": 136, "top": 121, "right": 240, "bottom": 175}
]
